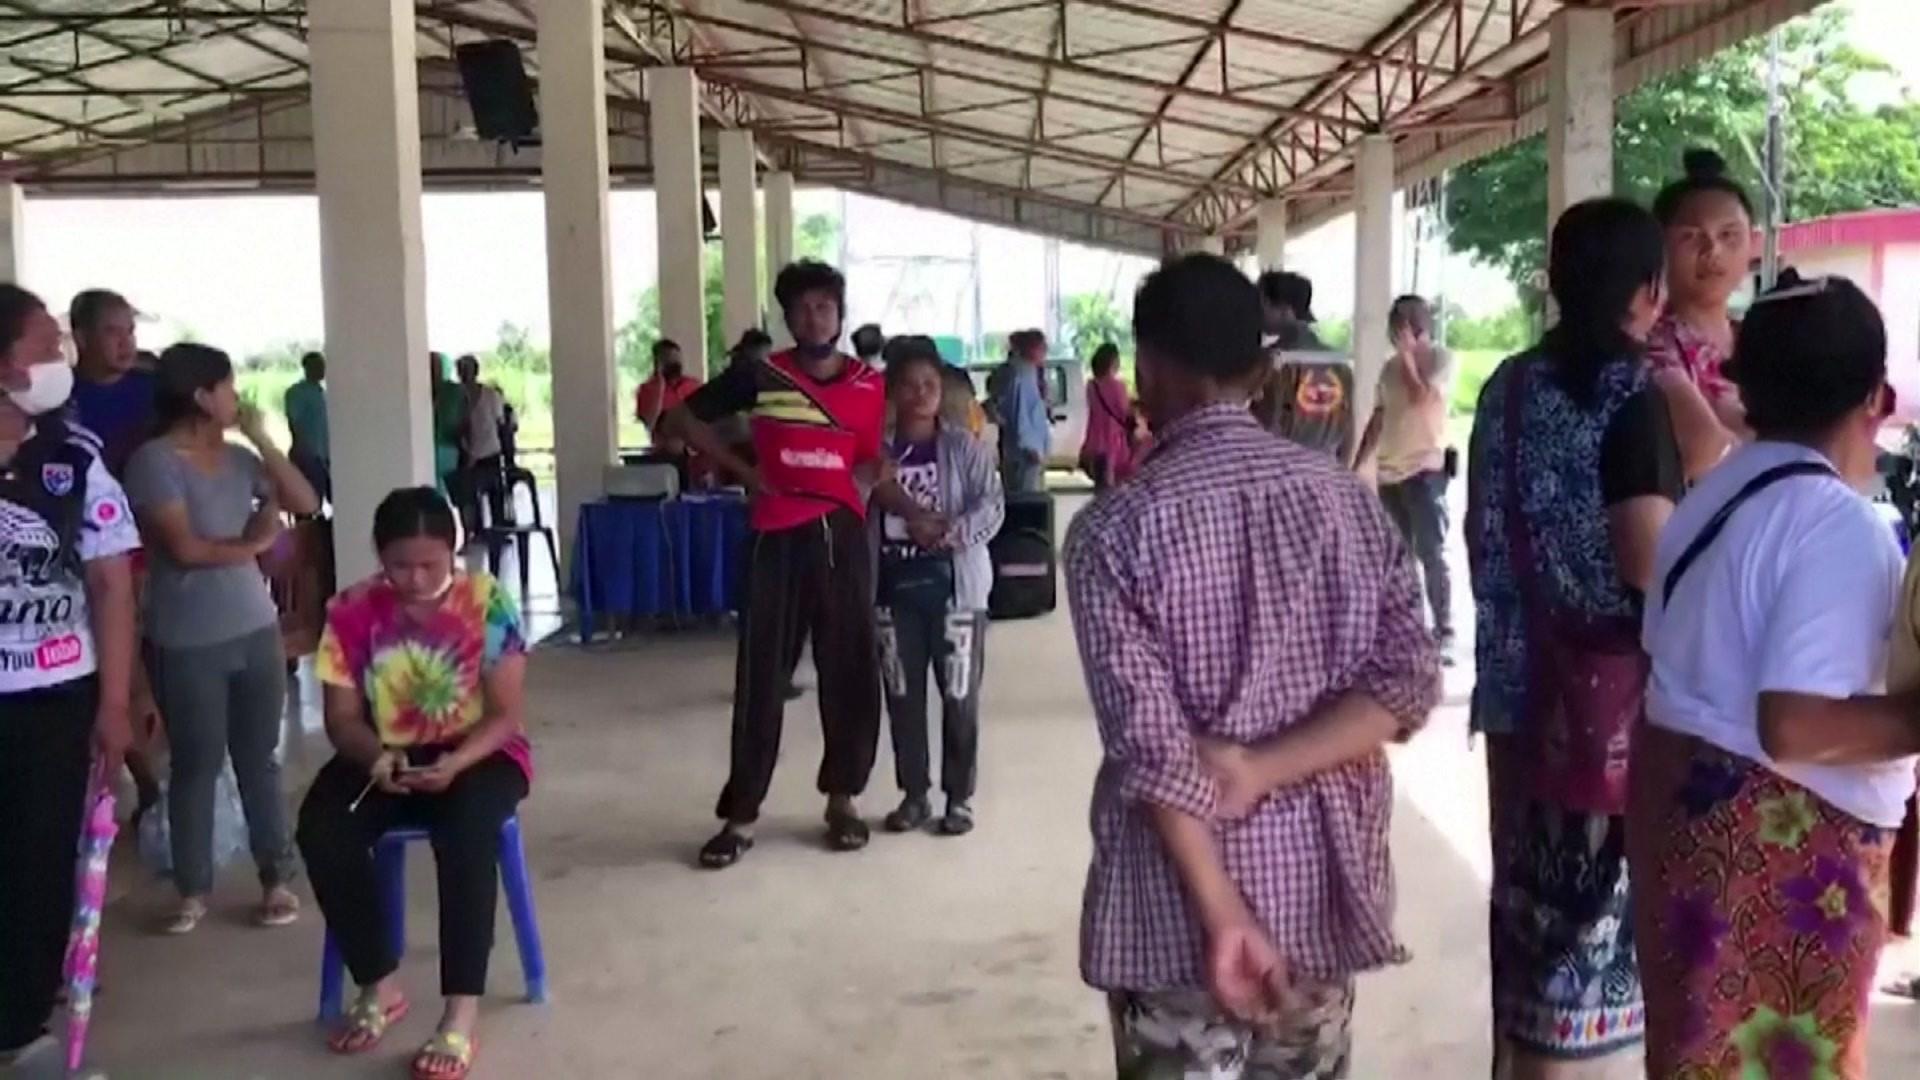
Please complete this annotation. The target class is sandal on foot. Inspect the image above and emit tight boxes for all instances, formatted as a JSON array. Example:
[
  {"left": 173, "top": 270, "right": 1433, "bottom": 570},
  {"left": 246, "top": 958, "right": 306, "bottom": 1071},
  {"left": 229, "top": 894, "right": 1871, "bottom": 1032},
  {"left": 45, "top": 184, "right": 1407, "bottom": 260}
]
[
  {"left": 258, "top": 887, "right": 300, "bottom": 927},
  {"left": 162, "top": 898, "right": 207, "bottom": 936},
  {"left": 328, "top": 993, "right": 410, "bottom": 1054},
  {"left": 411, "top": 1030, "right": 476, "bottom": 1080},
  {"left": 826, "top": 808, "right": 870, "bottom": 852},
  {"left": 938, "top": 802, "right": 975, "bottom": 837},
  {"left": 883, "top": 796, "right": 932, "bottom": 833},
  {"left": 699, "top": 828, "right": 754, "bottom": 869}
]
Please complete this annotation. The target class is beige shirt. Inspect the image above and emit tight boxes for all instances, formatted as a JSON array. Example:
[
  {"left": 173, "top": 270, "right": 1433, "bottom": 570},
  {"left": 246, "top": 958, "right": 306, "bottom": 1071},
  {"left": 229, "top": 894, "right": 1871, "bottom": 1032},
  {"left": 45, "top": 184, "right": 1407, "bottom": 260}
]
[{"left": 1374, "top": 346, "right": 1455, "bottom": 485}]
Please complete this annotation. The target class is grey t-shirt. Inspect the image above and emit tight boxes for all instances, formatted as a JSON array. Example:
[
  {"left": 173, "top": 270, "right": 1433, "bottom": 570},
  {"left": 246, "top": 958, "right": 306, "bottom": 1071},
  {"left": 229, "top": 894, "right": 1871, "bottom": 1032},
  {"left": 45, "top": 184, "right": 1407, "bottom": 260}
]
[{"left": 124, "top": 440, "right": 280, "bottom": 649}]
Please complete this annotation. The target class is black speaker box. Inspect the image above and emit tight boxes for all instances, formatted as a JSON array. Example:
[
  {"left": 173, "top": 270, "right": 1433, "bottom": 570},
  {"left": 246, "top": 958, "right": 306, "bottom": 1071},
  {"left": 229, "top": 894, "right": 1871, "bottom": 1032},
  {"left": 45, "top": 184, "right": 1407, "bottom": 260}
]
[{"left": 455, "top": 40, "right": 539, "bottom": 145}]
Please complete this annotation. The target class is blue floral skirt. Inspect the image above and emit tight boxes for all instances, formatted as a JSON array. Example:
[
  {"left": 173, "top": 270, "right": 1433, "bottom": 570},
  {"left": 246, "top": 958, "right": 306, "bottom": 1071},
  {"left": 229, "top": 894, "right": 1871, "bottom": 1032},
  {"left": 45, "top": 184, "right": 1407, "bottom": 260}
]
[
  {"left": 1486, "top": 733, "right": 1645, "bottom": 1060},
  {"left": 1626, "top": 725, "right": 1892, "bottom": 1080}
]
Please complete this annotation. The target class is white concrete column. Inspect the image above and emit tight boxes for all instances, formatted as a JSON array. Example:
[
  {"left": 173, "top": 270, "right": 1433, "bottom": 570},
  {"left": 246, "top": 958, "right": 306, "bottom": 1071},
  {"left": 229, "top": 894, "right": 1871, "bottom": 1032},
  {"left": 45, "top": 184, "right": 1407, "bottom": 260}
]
[
  {"left": 539, "top": 0, "right": 617, "bottom": 568},
  {"left": 764, "top": 169, "right": 795, "bottom": 347},
  {"left": 1546, "top": 6, "right": 1614, "bottom": 230},
  {"left": 718, "top": 129, "right": 760, "bottom": 345},
  {"left": 310, "top": 0, "right": 431, "bottom": 585},
  {"left": 649, "top": 67, "right": 707, "bottom": 376},
  {"left": 1193, "top": 234, "right": 1226, "bottom": 257},
  {"left": 1352, "top": 133, "right": 1395, "bottom": 434},
  {"left": 1256, "top": 199, "right": 1288, "bottom": 271},
  {"left": 0, "top": 182, "right": 23, "bottom": 281}
]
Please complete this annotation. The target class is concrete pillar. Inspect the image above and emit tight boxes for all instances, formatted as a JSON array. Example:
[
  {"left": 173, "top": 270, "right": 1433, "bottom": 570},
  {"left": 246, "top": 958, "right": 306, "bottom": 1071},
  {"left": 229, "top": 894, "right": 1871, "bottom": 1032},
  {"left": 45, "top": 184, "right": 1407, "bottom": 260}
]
[
  {"left": 0, "top": 182, "right": 23, "bottom": 281},
  {"left": 539, "top": 0, "right": 617, "bottom": 568},
  {"left": 719, "top": 130, "right": 760, "bottom": 345},
  {"left": 649, "top": 67, "right": 707, "bottom": 376},
  {"left": 1352, "top": 133, "right": 1395, "bottom": 435},
  {"left": 1546, "top": 6, "right": 1614, "bottom": 230},
  {"left": 1256, "top": 199, "right": 1288, "bottom": 271},
  {"left": 764, "top": 169, "right": 795, "bottom": 347},
  {"left": 310, "top": 0, "right": 431, "bottom": 585}
]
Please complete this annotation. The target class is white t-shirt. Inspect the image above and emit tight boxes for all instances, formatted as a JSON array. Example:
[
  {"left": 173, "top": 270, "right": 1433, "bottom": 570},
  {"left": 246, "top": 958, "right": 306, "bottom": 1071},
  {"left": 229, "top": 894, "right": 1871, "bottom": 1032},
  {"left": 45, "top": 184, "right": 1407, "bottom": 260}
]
[
  {"left": 1643, "top": 441, "right": 1914, "bottom": 827},
  {"left": 464, "top": 384, "right": 508, "bottom": 461},
  {"left": 0, "top": 429, "right": 141, "bottom": 693}
]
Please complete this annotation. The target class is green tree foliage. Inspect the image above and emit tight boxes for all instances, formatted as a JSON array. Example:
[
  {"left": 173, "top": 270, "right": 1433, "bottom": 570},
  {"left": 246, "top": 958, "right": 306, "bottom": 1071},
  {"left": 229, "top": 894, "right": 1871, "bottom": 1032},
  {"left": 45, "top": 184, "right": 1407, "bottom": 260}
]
[
  {"left": 238, "top": 339, "right": 322, "bottom": 373},
  {"left": 614, "top": 211, "right": 842, "bottom": 377},
  {"left": 1316, "top": 318, "right": 1353, "bottom": 350},
  {"left": 1446, "top": 9, "right": 1920, "bottom": 296},
  {"left": 1443, "top": 304, "right": 1532, "bottom": 353},
  {"left": 1061, "top": 291, "right": 1132, "bottom": 360}
]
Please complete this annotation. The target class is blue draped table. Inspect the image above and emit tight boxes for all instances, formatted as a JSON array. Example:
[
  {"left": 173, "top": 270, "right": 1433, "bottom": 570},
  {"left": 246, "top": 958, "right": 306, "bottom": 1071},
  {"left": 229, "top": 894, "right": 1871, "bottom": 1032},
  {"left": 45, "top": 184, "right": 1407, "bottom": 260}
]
[{"left": 571, "top": 494, "right": 750, "bottom": 641}]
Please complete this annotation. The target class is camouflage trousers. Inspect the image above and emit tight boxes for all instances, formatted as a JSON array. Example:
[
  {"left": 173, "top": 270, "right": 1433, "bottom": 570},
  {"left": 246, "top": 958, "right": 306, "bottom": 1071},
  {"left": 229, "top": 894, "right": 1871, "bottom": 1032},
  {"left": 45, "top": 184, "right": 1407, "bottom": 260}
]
[{"left": 1107, "top": 979, "right": 1355, "bottom": 1080}]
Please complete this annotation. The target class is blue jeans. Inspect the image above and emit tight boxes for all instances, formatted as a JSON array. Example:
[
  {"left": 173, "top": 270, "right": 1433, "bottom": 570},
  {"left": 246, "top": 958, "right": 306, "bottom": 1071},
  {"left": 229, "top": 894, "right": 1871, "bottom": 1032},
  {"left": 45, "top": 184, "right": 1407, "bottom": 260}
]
[{"left": 1378, "top": 469, "right": 1452, "bottom": 638}]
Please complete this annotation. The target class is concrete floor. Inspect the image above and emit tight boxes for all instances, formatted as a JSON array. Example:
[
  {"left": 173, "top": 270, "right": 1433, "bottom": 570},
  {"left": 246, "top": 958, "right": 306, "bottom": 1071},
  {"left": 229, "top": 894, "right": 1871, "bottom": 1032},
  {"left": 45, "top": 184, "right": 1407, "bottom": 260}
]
[{"left": 73, "top": 493, "right": 1920, "bottom": 1079}]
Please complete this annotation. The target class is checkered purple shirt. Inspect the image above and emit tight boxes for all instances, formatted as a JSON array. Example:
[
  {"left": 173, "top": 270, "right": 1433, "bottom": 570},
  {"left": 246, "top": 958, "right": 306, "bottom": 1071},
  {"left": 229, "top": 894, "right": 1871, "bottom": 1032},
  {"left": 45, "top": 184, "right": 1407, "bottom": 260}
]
[{"left": 1065, "top": 404, "right": 1439, "bottom": 992}]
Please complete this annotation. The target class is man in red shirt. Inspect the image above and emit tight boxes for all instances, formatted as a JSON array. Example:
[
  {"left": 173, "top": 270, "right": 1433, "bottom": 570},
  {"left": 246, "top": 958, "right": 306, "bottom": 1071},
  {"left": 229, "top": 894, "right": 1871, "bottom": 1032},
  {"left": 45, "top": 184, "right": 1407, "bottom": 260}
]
[
  {"left": 634, "top": 339, "right": 701, "bottom": 453},
  {"left": 663, "top": 260, "right": 940, "bottom": 868}
]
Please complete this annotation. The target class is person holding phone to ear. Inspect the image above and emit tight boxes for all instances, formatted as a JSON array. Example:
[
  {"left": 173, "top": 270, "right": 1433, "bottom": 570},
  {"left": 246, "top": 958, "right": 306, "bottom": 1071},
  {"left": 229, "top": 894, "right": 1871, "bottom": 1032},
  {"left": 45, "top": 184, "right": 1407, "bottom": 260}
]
[
  {"left": 126, "top": 343, "right": 319, "bottom": 936},
  {"left": 296, "top": 487, "right": 529, "bottom": 1080}
]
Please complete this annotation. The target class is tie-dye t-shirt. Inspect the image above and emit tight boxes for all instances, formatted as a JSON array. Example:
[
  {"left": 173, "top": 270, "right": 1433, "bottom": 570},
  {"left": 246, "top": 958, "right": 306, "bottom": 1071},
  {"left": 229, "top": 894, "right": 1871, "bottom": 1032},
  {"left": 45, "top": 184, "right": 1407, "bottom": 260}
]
[{"left": 314, "top": 571, "right": 532, "bottom": 780}]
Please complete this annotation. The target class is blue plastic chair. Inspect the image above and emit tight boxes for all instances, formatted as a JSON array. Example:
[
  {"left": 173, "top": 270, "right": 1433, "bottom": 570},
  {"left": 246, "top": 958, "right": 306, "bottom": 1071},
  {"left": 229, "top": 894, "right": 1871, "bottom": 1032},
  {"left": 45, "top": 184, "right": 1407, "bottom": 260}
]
[{"left": 317, "top": 815, "right": 547, "bottom": 1022}]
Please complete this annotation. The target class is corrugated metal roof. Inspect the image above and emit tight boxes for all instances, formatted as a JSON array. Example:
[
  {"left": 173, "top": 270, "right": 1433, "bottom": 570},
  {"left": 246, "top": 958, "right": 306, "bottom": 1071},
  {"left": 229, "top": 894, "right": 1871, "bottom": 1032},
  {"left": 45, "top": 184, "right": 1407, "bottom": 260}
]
[{"left": 0, "top": 0, "right": 1828, "bottom": 256}]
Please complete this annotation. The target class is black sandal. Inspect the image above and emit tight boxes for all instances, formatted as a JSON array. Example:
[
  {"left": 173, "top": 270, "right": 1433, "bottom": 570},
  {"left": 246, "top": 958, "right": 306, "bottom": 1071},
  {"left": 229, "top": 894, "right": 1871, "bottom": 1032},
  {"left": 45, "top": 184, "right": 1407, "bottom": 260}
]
[
  {"left": 883, "top": 797, "right": 932, "bottom": 833},
  {"left": 938, "top": 802, "right": 975, "bottom": 837},
  {"left": 698, "top": 828, "right": 754, "bottom": 869},
  {"left": 826, "top": 810, "right": 870, "bottom": 852}
]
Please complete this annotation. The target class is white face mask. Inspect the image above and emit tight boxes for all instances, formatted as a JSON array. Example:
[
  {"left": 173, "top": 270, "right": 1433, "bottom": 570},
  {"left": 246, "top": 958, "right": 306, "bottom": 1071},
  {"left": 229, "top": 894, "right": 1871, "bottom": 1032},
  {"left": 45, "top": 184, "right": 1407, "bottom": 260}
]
[{"left": 6, "top": 362, "right": 75, "bottom": 416}]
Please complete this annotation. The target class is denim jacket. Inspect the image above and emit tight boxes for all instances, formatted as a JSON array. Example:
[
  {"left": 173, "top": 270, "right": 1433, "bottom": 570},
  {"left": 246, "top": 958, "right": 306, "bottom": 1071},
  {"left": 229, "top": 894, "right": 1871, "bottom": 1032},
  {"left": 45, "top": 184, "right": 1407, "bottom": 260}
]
[{"left": 872, "top": 424, "right": 1005, "bottom": 612}]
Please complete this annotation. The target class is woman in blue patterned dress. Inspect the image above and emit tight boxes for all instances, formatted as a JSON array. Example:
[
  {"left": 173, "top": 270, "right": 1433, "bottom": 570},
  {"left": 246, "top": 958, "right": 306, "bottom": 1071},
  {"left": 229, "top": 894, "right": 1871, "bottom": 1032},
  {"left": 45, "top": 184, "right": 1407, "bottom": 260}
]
[{"left": 1466, "top": 198, "right": 1684, "bottom": 1078}]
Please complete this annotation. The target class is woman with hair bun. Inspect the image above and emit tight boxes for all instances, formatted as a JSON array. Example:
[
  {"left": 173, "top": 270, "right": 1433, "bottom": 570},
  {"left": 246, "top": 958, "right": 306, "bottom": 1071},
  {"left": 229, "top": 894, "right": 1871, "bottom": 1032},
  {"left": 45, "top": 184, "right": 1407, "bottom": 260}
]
[{"left": 1649, "top": 147, "right": 1758, "bottom": 480}]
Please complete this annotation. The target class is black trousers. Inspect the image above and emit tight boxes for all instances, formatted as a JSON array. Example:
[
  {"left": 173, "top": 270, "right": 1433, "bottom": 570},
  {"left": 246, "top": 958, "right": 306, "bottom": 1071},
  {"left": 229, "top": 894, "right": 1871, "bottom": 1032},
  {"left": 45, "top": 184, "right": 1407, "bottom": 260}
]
[
  {"left": 878, "top": 594, "right": 987, "bottom": 804},
  {"left": 456, "top": 454, "right": 509, "bottom": 531},
  {"left": 296, "top": 753, "right": 527, "bottom": 997},
  {"left": 715, "top": 510, "right": 882, "bottom": 825},
  {"left": 1379, "top": 469, "right": 1454, "bottom": 638},
  {"left": 0, "top": 678, "right": 95, "bottom": 1053}
]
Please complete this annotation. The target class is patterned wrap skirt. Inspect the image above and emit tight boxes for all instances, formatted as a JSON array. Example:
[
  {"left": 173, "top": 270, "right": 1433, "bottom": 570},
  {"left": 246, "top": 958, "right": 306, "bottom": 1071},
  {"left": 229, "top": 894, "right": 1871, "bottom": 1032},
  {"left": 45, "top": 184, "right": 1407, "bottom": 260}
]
[
  {"left": 1626, "top": 725, "right": 1894, "bottom": 1080},
  {"left": 1486, "top": 734, "right": 1646, "bottom": 1060}
]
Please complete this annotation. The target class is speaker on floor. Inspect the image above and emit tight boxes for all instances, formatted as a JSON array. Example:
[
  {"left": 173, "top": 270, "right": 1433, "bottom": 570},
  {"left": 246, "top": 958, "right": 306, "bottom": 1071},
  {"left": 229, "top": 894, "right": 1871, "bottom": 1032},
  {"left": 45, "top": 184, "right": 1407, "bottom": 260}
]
[{"left": 455, "top": 40, "right": 539, "bottom": 147}]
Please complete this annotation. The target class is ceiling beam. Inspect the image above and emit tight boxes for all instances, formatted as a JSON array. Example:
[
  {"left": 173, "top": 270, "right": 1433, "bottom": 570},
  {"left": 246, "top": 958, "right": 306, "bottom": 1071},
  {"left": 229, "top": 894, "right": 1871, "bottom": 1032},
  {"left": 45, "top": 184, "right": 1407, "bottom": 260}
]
[
  {"left": 1171, "top": 0, "right": 1466, "bottom": 225},
  {"left": 641, "top": 3, "right": 1258, "bottom": 143},
  {"left": 730, "top": 0, "right": 1361, "bottom": 130},
  {"left": 1094, "top": 0, "right": 1243, "bottom": 212},
  {"left": 435, "top": 5, "right": 1246, "bottom": 197},
  {"left": 1065, "top": 0, "right": 1485, "bottom": 79}
]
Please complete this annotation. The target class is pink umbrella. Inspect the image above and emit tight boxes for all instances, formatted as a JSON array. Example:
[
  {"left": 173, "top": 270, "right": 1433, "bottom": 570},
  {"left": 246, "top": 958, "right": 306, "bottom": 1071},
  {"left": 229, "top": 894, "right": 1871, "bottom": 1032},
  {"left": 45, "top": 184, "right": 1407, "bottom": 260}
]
[{"left": 64, "top": 760, "right": 117, "bottom": 1075}]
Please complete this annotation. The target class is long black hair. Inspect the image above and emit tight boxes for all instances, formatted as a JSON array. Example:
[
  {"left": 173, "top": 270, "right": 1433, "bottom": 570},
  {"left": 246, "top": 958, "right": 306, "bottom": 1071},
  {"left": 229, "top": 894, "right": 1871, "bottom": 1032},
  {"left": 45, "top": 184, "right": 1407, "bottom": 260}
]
[
  {"left": 1727, "top": 270, "right": 1886, "bottom": 441},
  {"left": 153, "top": 342, "right": 235, "bottom": 432},
  {"left": 0, "top": 283, "right": 46, "bottom": 362},
  {"left": 373, "top": 486, "right": 460, "bottom": 552},
  {"left": 1543, "top": 198, "right": 1665, "bottom": 405},
  {"left": 1653, "top": 148, "right": 1755, "bottom": 226}
]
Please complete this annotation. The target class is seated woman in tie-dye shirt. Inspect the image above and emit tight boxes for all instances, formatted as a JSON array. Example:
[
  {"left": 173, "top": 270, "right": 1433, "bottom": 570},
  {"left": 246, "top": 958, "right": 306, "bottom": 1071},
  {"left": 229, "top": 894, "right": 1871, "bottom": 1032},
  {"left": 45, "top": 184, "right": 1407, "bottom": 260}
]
[{"left": 295, "top": 487, "right": 528, "bottom": 1080}]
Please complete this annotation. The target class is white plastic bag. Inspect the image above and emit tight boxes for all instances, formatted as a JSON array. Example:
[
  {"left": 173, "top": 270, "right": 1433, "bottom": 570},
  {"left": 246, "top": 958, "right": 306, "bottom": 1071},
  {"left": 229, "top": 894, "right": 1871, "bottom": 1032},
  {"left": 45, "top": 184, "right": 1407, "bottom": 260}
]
[{"left": 136, "top": 760, "right": 249, "bottom": 879}]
